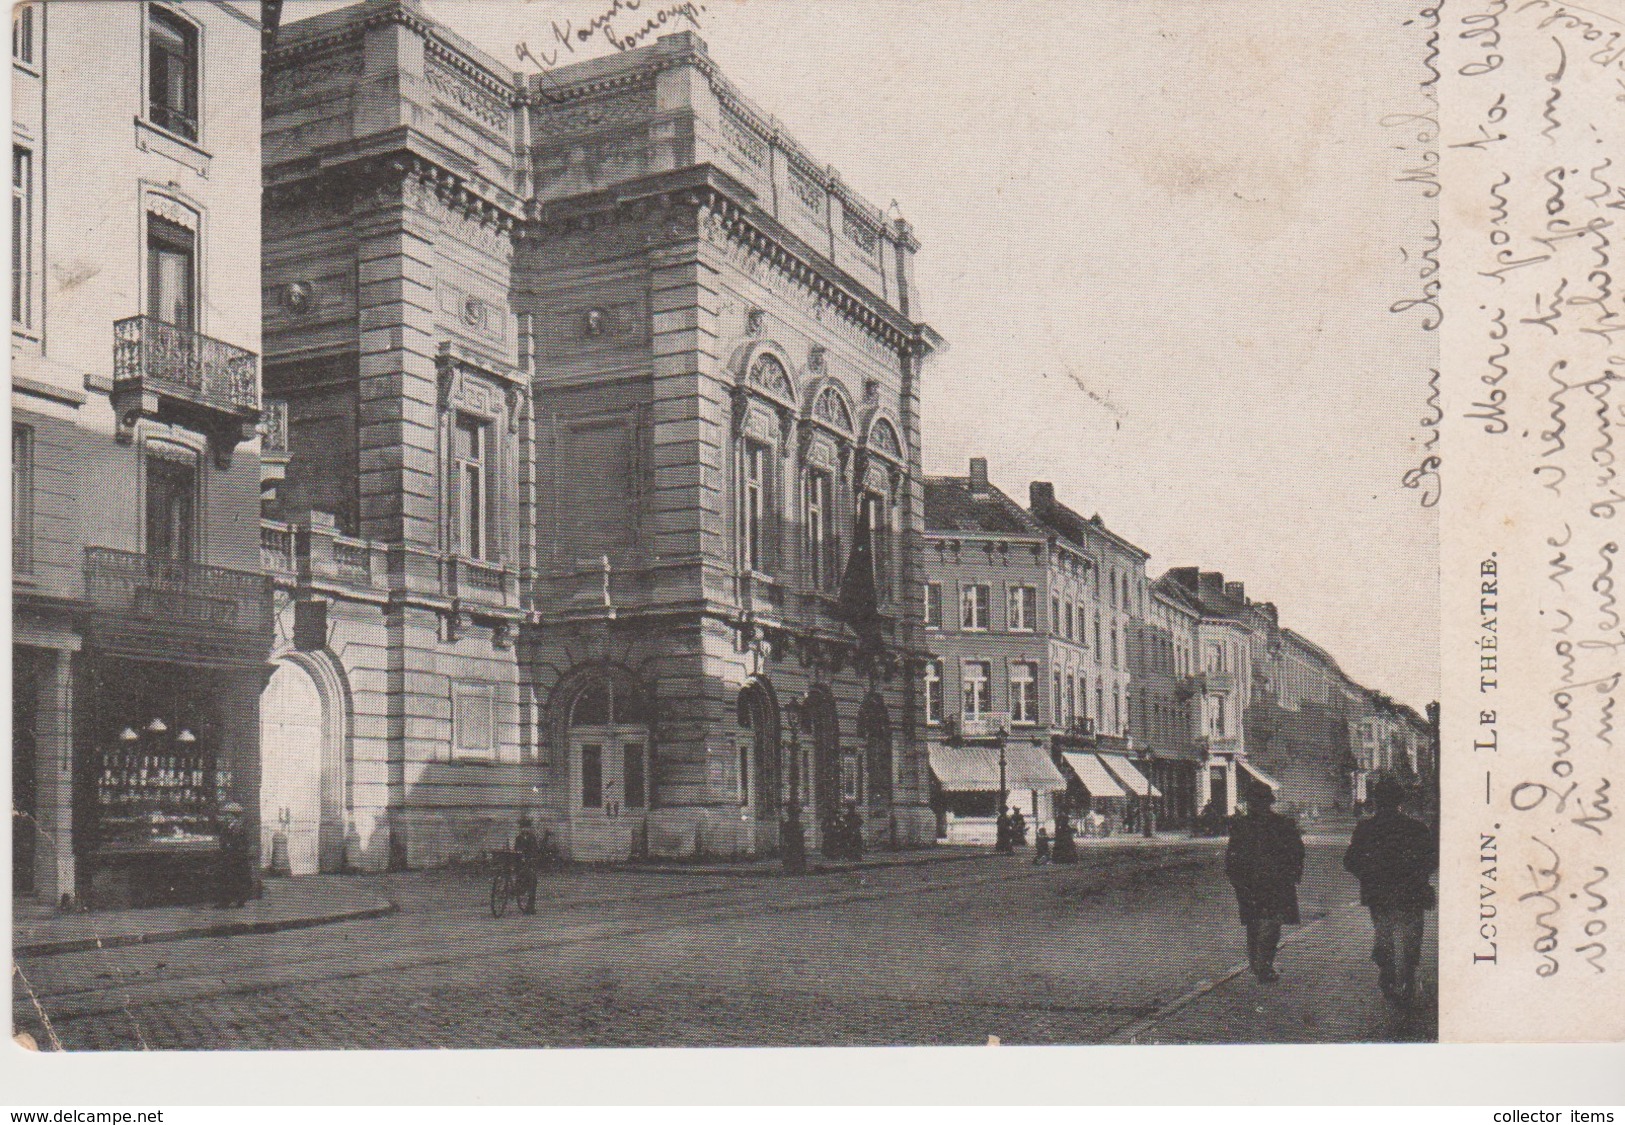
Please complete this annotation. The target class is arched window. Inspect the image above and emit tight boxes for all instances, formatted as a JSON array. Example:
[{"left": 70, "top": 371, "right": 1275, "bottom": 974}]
[{"left": 813, "top": 385, "right": 855, "bottom": 433}]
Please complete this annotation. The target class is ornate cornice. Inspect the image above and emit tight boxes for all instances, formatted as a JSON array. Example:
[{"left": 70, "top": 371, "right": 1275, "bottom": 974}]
[
  {"left": 266, "top": 140, "right": 523, "bottom": 232},
  {"left": 268, "top": 1, "right": 519, "bottom": 99}
]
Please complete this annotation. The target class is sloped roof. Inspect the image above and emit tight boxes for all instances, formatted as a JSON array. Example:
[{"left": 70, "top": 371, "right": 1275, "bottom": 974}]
[
  {"left": 1029, "top": 492, "right": 1149, "bottom": 561},
  {"left": 924, "top": 477, "right": 1047, "bottom": 538}
]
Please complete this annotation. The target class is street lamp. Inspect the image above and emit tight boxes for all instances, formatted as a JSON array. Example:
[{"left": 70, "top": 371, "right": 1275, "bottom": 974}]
[
  {"left": 1137, "top": 737, "right": 1156, "bottom": 839},
  {"left": 995, "top": 720, "right": 1011, "bottom": 854},
  {"left": 781, "top": 696, "right": 807, "bottom": 875}
]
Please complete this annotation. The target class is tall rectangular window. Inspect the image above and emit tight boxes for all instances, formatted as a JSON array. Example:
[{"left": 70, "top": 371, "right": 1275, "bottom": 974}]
[
  {"left": 1009, "top": 586, "right": 1036, "bottom": 632},
  {"left": 13, "top": 424, "right": 33, "bottom": 574},
  {"left": 147, "top": 215, "right": 195, "bottom": 330},
  {"left": 145, "top": 449, "right": 196, "bottom": 561},
  {"left": 580, "top": 743, "right": 602, "bottom": 808},
  {"left": 624, "top": 742, "right": 646, "bottom": 808},
  {"left": 961, "top": 584, "right": 989, "bottom": 631},
  {"left": 453, "top": 414, "right": 492, "bottom": 561},
  {"left": 1052, "top": 669, "right": 1063, "bottom": 723},
  {"left": 1050, "top": 593, "right": 1060, "bottom": 634},
  {"left": 923, "top": 660, "right": 943, "bottom": 725},
  {"left": 1010, "top": 662, "right": 1036, "bottom": 724},
  {"left": 865, "top": 489, "right": 892, "bottom": 600},
  {"left": 12, "top": 148, "right": 31, "bottom": 328},
  {"left": 961, "top": 660, "right": 990, "bottom": 721},
  {"left": 1065, "top": 600, "right": 1076, "bottom": 641},
  {"left": 148, "top": 6, "right": 199, "bottom": 142},
  {"left": 742, "top": 441, "right": 772, "bottom": 575},
  {"left": 923, "top": 582, "right": 942, "bottom": 628},
  {"left": 1069, "top": 673, "right": 1079, "bottom": 723},
  {"left": 803, "top": 467, "right": 832, "bottom": 588},
  {"left": 12, "top": 4, "right": 34, "bottom": 64}
]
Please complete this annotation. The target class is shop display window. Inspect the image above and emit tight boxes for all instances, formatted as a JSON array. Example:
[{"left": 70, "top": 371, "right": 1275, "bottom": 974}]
[{"left": 93, "top": 715, "right": 225, "bottom": 851}]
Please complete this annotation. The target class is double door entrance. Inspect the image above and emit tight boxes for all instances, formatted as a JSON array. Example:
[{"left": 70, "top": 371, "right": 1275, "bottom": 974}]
[{"left": 567, "top": 725, "right": 648, "bottom": 861}]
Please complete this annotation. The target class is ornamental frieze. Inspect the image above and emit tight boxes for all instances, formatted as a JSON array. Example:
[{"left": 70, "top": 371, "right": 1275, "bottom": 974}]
[
  {"left": 698, "top": 202, "right": 905, "bottom": 370},
  {"left": 425, "top": 58, "right": 511, "bottom": 133},
  {"left": 530, "top": 87, "right": 655, "bottom": 134}
]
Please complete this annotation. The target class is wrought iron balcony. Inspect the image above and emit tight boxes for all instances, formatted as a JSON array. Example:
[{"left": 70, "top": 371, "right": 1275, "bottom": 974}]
[
  {"left": 84, "top": 547, "right": 272, "bottom": 659},
  {"left": 113, "top": 315, "right": 260, "bottom": 465}
]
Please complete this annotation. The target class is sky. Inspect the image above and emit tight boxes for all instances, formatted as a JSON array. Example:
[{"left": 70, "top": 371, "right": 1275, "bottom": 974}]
[{"left": 287, "top": 0, "right": 1441, "bottom": 709}]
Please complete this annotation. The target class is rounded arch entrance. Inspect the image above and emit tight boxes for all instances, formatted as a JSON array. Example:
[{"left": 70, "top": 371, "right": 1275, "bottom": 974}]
[
  {"left": 259, "top": 651, "right": 350, "bottom": 875},
  {"left": 547, "top": 662, "right": 655, "bottom": 862},
  {"left": 803, "top": 684, "right": 842, "bottom": 829},
  {"left": 736, "top": 678, "right": 781, "bottom": 820},
  {"left": 858, "top": 692, "right": 892, "bottom": 808}
]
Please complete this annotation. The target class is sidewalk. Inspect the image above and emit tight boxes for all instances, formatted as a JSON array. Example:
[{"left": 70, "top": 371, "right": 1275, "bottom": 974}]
[
  {"left": 1111, "top": 899, "right": 1439, "bottom": 1044},
  {"left": 12, "top": 874, "right": 398, "bottom": 958},
  {"left": 627, "top": 832, "right": 1217, "bottom": 877}
]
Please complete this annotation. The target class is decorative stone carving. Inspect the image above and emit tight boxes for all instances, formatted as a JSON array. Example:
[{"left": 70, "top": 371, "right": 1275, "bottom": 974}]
[
  {"left": 842, "top": 205, "right": 881, "bottom": 257},
  {"left": 867, "top": 416, "right": 903, "bottom": 461},
  {"left": 747, "top": 352, "right": 794, "bottom": 400},
  {"left": 803, "top": 430, "right": 838, "bottom": 473},
  {"left": 281, "top": 281, "right": 314, "bottom": 316},
  {"left": 720, "top": 107, "right": 768, "bottom": 170},
  {"left": 145, "top": 193, "right": 201, "bottom": 231},
  {"left": 788, "top": 168, "right": 825, "bottom": 217},
  {"left": 266, "top": 50, "right": 363, "bottom": 101},
  {"left": 530, "top": 87, "right": 654, "bottom": 133},
  {"left": 808, "top": 344, "right": 826, "bottom": 374},
  {"left": 813, "top": 384, "right": 855, "bottom": 435},
  {"left": 426, "top": 58, "right": 510, "bottom": 132},
  {"left": 744, "top": 307, "right": 764, "bottom": 337}
]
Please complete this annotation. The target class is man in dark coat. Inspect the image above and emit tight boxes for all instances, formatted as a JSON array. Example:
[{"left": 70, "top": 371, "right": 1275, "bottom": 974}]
[
  {"left": 1343, "top": 777, "right": 1438, "bottom": 1004},
  {"left": 994, "top": 807, "right": 1012, "bottom": 854},
  {"left": 1224, "top": 785, "right": 1304, "bottom": 982},
  {"left": 215, "top": 802, "right": 252, "bottom": 908}
]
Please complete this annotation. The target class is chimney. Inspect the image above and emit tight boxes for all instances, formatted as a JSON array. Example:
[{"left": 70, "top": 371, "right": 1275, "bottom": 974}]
[
  {"left": 1165, "top": 566, "right": 1198, "bottom": 591},
  {"left": 1029, "top": 481, "right": 1055, "bottom": 511},
  {"left": 1224, "top": 581, "right": 1246, "bottom": 603},
  {"left": 1197, "top": 571, "right": 1225, "bottom": 602},
  {"left": 969, "top": 457, "right": 990, "bottom": 495}
]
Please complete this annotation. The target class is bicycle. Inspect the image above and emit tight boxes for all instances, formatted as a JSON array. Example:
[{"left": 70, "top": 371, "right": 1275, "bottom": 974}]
[{"left": 488, "top": 849, "right": 536, "bottom": 917}]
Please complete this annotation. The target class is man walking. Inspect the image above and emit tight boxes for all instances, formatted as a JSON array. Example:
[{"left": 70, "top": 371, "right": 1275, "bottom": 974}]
[
  {"left": 1343, "top": 777, "right": 1438, "bottom": 1005},
  {"left": 1224, "top": 785, "right": 1304, "bottom": 982}
]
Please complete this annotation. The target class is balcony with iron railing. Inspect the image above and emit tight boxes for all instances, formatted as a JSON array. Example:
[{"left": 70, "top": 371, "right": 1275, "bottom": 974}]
[
  {"left": 84, "top": 546, "right": 272, "bottom": 660},
  {"left": 113, "top": 315, "right": 260, "bottom": 465}
]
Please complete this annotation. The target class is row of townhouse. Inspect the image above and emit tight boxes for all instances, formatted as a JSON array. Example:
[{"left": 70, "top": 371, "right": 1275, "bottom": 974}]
[
  {"left": 14, "top": 0, "right": 943, "bottom": 907},
  {"left": 921, "top": 459, "right": 1436, "bottom": 840}
]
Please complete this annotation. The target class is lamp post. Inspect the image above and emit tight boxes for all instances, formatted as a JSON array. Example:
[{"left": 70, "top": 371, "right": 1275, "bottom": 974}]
[
  {"left": 994, "top": 721, "right": 1012, "bottom": 854},
  {"left": 1137, "top": 737, "right": 1156, "bottom": 839},
  {"left": 781, "top": 696, "right": 807, "bottom": 875}
]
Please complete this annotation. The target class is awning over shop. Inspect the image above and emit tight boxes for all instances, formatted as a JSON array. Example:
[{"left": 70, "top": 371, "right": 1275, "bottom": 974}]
[
  {"left": 929, "top": 744, "right": 1067, "bottom": 793},
  {"left": 1099, "top": 753, "right": 1162, "bottom": 798},
  {"left": 1238, "top": 759, "right": 1282, "bottom": 791},
  {"left": 1060, "top": 752, "right": 1126, "bottom": 799}
]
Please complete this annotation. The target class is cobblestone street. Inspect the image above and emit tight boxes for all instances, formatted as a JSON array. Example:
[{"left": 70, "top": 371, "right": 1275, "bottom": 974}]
[{"left": 12, "top": 837, "right": 1435, "bottom": 1050}]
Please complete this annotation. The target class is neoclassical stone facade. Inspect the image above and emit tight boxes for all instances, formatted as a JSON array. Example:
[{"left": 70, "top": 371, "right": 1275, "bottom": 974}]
[{"left": 259, "top": 0, "right": 939, "bottom": 867}]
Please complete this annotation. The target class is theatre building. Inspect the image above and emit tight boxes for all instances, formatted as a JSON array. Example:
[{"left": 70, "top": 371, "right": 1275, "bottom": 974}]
[
  {"left": 12, "top": 1, "right": 269, "bottom": 907},
  {"left": 258, "top": 0, "right": 939, "bottom": 868}
]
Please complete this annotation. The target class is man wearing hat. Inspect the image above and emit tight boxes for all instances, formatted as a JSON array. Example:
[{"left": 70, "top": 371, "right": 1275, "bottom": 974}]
[
  {"left": 1343, "top": 777, "right": 1438, "bottom": 1004},
  {"left": 1223, "top": 784, "right": 1304, "bottom": 982},
  {"left": 215, "top": 802, "right": 252, "bottom": 908}
]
